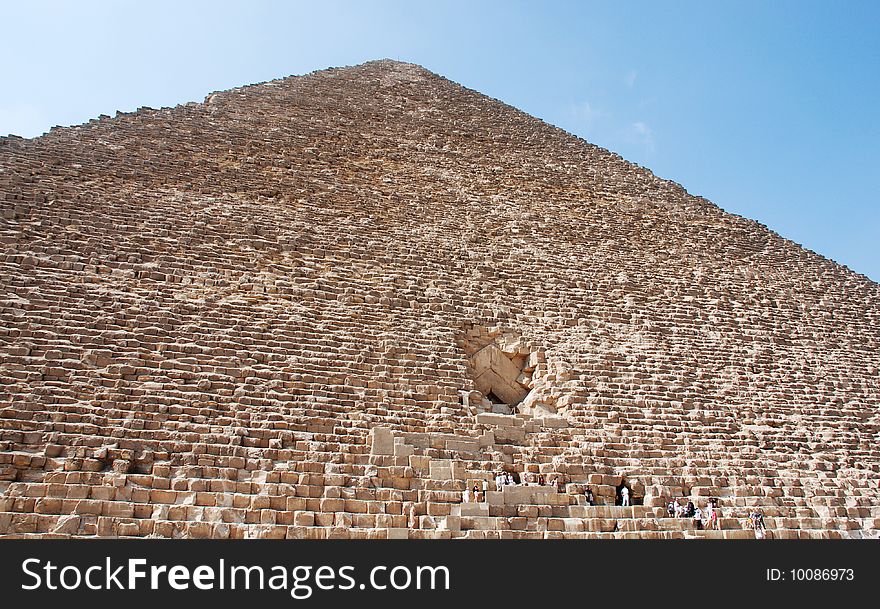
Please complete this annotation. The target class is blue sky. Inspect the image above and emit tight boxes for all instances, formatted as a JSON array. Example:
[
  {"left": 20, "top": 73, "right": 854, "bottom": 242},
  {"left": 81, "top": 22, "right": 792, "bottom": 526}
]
[{"left": 2, "top": 1, "right": 878, "bottom": 280}]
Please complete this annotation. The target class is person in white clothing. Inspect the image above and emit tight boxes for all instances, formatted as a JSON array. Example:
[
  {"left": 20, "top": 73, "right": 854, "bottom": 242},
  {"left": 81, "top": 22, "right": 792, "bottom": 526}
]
[
  {"left": 693, "top": 506, "right": 704, "bottom": 530},
  {"left": 463, "top": 488, "right": 471, "bottom": 503},
  {"left": 675, "top": 502, "right": 686, "bottom": 518},
  {"left": 621, "top": 486, "right": 630, "bottom": 506}
]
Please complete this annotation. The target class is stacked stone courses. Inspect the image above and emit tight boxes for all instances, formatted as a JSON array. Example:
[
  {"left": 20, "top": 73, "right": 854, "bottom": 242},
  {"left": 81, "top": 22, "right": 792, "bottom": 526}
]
[{"left": 0, "top": 60, "right": 877, "bottom": 539}]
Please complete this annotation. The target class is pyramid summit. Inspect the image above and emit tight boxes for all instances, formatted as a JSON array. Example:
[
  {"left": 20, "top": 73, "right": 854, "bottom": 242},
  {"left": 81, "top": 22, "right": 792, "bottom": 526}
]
[{"left": 0, "top": 60, "right": 878, "bottom": 539}]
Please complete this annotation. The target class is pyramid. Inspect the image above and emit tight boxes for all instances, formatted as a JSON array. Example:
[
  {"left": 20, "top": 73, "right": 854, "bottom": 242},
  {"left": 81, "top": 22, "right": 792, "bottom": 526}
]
[{"left": 1, "top": 60, "right": 878, "bottom": 539}]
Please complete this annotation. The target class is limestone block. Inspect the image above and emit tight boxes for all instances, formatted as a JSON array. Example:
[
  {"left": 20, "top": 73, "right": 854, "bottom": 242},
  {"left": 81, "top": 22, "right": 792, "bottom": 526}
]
[
  {"left": 429, "top": 462, "right": 451, "bottom": 480},
  {"left": 536, "top": 416, "right": 568, "bottom": 429},
  {"left": 408, "top": 455, "right": 430, "bottom": 470},
  {"left": 427, "top": 502, "right": 451, "bottom": 516},
  {"left": 118, "top": 522, "right": 141, "bottom": 537},
  {"left": 50, "top": 515, "right": 81, "bottom": 535},
  {"left": 445, "top": 438, "right": 480, "bottom": 453},
  {"left": 384, "top": 527, "right": 409, "bottom": 539},
  {"left": 499, "top": 485, "right": 558, "bottom": 506},
  {"left": 293, "top": 511, "right": 314, "bottom": 526},
  {"left": 370, "top": 427, "right": 395, "bottom": 456},
  {"left": 458, "top": 502, "right": 489, "bottom": 517},
  {"left": 103, "top": 502, "right": 135, "bottom": 518},
  {"left": 392, "top": 438, "right": 414, "bottom": 457},
  {"left": 476, "top": 412, "right": 516, "bottom": 427},
  {"left": 486, "top": 491, "right": 504, "bottom": 506},
  {"left": 493, "top": 426, "right": 526, "bottom": 444}
]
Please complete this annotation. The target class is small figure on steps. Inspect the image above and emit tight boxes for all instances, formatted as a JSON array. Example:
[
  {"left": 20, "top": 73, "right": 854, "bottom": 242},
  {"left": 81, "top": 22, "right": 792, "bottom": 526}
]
[
  {"left": 752, "top": 509, "right": 766, "bottom": 539},
  {"left": 708, "top": 498, "right": 720, "bottom": 530},
  {"left": 693, "top": 505, "right": 704, "bottom": 530},
  {"left": 675, "top": 501, "right": 686, "bottom": 518}
]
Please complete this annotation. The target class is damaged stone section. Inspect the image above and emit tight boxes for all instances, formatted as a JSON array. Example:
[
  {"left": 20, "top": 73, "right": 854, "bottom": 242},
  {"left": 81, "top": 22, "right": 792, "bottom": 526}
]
[
  {"left": 470, "top": 343, "right": 531, "bottom": 408},
  {"left": 460, "top": 325, "right": 543, "bottom": 415},
  {"left": 516, "top": 360, "right": 576, "bottom": 418}
]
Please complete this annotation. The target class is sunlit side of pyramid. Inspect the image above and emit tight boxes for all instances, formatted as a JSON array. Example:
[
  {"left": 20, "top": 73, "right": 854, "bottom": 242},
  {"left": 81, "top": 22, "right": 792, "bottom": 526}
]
[{"left": 1, "top": 60, "right": 878, "bottom": 539}]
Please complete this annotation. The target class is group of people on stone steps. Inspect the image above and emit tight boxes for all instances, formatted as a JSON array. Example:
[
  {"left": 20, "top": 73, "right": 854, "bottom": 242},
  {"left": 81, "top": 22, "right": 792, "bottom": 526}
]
[
  {"left": 745, "top": 509, "right": 768, "bottom": 539},
  {"left": 666, "top": 496, "right": 767, "bottom": 538},
  {"left": 461, "top": 477, "right": 768, "bottom": 538},
  {"left": 667, "top": 496, "right": 720, "bottom": 530},
  {"left": 589, "top": 488, "right": 768, "bottom": 539},
  {"left": 462, "top": 471, "right": 565, "bottom": 503}
]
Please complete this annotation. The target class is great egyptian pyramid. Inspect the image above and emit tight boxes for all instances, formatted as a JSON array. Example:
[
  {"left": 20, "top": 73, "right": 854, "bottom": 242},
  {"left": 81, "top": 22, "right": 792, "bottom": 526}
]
[{"left": 1, "top": 60, "right": 878, "bottom": 539}]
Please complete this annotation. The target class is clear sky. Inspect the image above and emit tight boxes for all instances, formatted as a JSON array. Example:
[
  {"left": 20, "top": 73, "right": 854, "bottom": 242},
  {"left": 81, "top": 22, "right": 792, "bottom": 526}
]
[{"left": 2, "top": 1, "right": 878, "bottom": 280}]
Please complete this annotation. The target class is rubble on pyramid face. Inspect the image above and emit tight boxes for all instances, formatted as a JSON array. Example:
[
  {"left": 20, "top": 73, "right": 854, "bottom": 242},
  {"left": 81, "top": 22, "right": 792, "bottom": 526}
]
[{"left": 0, "top": 60, "right": 878, "bottom": 539}]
